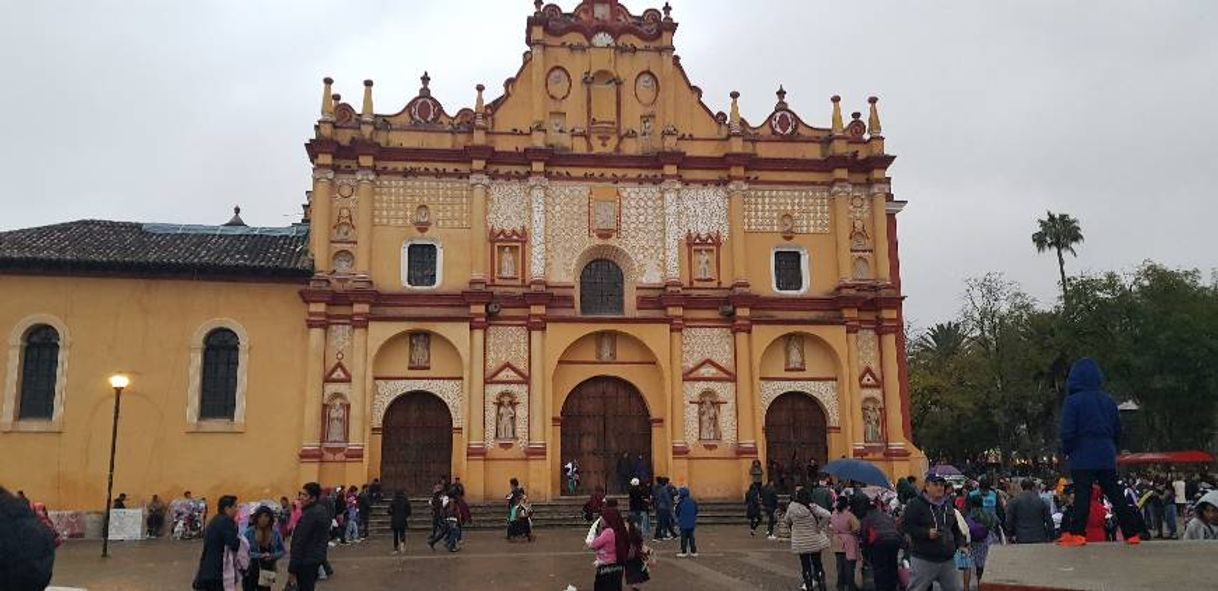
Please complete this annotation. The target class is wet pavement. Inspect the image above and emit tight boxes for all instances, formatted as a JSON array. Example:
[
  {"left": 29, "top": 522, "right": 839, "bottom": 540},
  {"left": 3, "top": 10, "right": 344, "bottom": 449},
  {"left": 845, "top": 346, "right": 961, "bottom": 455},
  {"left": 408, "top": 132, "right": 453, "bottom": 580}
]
[{"left": 50, "top": 526, "right": 837, "bottom": 590}]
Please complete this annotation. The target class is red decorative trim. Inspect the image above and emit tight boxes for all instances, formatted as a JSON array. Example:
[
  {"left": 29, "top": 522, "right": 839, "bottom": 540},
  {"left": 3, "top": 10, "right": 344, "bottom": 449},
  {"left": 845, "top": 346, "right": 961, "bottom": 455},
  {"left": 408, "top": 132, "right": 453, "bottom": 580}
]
[
  {"left": 859, "top": 367, "right": 882, "bottom": 389},
  {"left": 649, "top": 417, "right": 664, "bottom": 426},
  {"left": 701, "top": 442, "right": 719, "bottom": 450},
  {"left": 486, "top": 362, "right": 529, "bottom": 384},
  {"left": 827, "top": 426, "right": 842, "bottom": 433},
  {"left": 524, "top": 442, "right": 547, "bottom": 457},
  {"left": 682, "top": 358, "right": 735, "bottom": 382},
  {"left": 883, "top": 447, "right": 912, "bottom": 458},
  {"left": 298, "top": 446, "right": 323, "bottom": 461},
  {"left": 373, "top": 375, "right": 464, "bottom": 381},
  {"left": 558, "top": 359, "right": 655, "bottom": 366},
  {"left": 527, "top": 316, "right": 547, "bottom": 331},
  {"left": 466, "top": 443, "right": 488, "bottom": 457},
  {"left": 551, "top": 416, "right": 562, "bottom": 426},
  {"left": 371, "top": 426, "right": 382, "bottom": 435},
  {"left": 672, "top": 442, "right": 690, "bottom": 457},
  {"left": 731, "top": 319, "right": 752, "bottom": 334},
  {"left": 451, "top": 426, "right": 463, "bottom": 435},
  {"left": 734, "top": 442, "right": 759, "bottom": 458},
  {"left": 759, "top": 376, "right": 837, "bottom": 382},
  {"left": 324, "top": 361, "right": 352, "bottom": 383}
]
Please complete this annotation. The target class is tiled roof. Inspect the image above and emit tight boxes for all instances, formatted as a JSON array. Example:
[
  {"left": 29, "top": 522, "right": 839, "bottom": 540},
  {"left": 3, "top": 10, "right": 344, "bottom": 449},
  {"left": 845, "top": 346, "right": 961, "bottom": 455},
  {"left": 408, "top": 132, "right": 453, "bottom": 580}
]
[{"left": 0, "top": 220, "right": 313, "bottom": 279}]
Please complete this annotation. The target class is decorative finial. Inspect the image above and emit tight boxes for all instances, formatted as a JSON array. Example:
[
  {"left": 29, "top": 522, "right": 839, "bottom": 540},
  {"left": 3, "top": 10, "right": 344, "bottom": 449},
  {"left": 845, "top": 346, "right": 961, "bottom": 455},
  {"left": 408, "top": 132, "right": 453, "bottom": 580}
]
[
  {"left": 475, "top": 84, "right": 486, "bottom": 112},
  {"left": 362, "top": 79, "right": 374, "bottom": 117},
  {"left": 729, "top": 91, "right": 741, "bottom": 133},
  {"left": 223, "top": 205, "right": 247, "bottom": 227},
  {"left": 663, "top": 2, "right": 672, "bottom": 19},
  {"left": 321, "top": 77, "right": 334, "bottom": 118},
  {"left": 419, "top": 71, "right": 432, "bottom": 97},
  {"left": 331, "top": 93, "right": 341, "bottom": 112},
  {"left": 776, "top": 85, "right": 787, "bottom": 108},
  {"left": 830, "top": 95, "right": 843, "bottom": 134},
  {"left": 534, "top": 0, "right": 544, "bottom": 14},
  {"left": 868, "top": 96, "right": 882, "bottom": 135},
  {"left": 852, "top": 111, "right": 861, "bottom": 120}
]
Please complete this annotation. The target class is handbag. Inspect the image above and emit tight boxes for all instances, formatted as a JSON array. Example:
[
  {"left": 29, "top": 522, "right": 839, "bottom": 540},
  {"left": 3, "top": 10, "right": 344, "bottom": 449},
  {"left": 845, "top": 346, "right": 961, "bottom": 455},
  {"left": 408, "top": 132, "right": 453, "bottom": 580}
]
[{"left": 258, "top": 568, "right": 277, "bottom": 587}]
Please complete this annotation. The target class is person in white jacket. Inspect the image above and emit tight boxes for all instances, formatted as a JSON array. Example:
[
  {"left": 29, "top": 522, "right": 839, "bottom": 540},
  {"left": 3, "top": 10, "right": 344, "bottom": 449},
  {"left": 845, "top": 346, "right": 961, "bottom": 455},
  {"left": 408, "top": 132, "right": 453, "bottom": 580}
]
[{"left": 785, "top": 487, "right": 833, "bottom": 591}]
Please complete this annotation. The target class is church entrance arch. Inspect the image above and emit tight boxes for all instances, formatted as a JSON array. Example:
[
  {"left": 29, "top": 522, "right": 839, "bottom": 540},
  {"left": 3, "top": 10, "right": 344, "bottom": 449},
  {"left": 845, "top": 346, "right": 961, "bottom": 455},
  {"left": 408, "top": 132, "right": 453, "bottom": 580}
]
[
  {"left": 560, "top": 376, "right": 651, "bottom": 496},
  {"left": 380, "top": 391, "right": 452, "bottom": 496},
  {"left": 764, "top": 392, "right": 828, "bottom": 493}
]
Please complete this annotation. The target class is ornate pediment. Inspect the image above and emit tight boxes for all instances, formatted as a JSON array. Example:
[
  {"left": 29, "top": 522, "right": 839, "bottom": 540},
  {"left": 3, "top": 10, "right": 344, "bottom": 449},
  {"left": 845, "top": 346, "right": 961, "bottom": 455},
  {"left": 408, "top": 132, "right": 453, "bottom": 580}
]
[{"left": 529, "top": 1, "right": 674, "bottom": 44}]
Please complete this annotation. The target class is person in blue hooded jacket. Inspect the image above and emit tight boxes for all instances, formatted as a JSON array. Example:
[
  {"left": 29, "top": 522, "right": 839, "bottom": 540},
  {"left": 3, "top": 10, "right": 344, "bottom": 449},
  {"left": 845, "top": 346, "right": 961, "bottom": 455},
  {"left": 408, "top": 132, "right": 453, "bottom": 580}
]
[
  {"left": 674, "top": 487, "right": 699, "bottom": 557},
  {"left": 1057, "top": 358, "right": 1142, "bottom": 547}
]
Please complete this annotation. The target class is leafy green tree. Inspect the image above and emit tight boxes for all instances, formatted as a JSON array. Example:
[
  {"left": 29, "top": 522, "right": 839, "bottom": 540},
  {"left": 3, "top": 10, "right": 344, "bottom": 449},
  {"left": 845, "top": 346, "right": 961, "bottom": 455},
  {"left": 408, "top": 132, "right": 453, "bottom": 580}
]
[{"left": 1032, "top": 211, "right": 1084, "bottom": 304}]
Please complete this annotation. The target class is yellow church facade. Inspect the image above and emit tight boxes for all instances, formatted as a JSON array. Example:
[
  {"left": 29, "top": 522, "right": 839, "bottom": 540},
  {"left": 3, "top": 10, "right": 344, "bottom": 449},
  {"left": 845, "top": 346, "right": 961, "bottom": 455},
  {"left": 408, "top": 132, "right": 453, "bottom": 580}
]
[{"left": 0, "top": 0, "right": 924, "bottom": 509}]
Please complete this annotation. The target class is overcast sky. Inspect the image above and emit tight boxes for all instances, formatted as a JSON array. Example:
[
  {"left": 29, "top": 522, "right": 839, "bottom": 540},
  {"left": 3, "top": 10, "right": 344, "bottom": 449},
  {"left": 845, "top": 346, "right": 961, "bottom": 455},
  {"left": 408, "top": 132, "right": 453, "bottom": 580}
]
[{"left": 2, "top": 1, "right": 1214, "bottom": 326}]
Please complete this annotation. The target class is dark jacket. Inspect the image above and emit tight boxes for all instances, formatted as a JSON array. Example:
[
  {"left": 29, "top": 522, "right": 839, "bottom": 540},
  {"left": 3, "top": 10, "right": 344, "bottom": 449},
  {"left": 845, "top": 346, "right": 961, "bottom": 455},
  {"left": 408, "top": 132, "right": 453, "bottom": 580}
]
[
  {"left": 810, "top": 486, "right": 834, "bottom": 512},
  {"left": 653, "top": 483, "right": 673, "bottom": 511},
  {"left": 1060, "top": 358, "right": 1121, "bottom": 470},
  {"left": 675, "top": 488, "right": 699, "bottom": 530},
  {"left": 388, "top": 496, "right": 411, "bottom": 530},
  {"left": 194, "top": 514, "right": 239, "bottom": 585},
  {"left": 1006, "top": 491, "right": 1053, "bottom": 543},
  {"left": 745, "top": 486, "right": 762, "bottom": 518},
  {"left": 288, "top": 502, "right": 330, "bottom": 574},
  {"left": 902, "top": 493, "right": 963, "bottom": 562},
  {"left": 628, "top": 484, "right": 650, "bottom": 512},
  {"left": 0, "top": 490, "right": 55, "bottom": 590},
  {"left": 761, "top": 485, "right": 779, "bottom": 511},
  {"left": 897, "top": 478, "right": 918, "bottom": 504}
]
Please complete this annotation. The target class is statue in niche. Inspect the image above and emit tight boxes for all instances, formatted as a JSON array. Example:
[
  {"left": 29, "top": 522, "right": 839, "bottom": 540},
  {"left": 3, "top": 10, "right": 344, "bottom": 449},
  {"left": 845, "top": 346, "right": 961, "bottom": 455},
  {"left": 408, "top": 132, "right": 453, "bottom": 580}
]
[
  {"left": 495, "top": 394, "right": 517, "bottom": 440},
  {"left": 499, "top": 246, "right": 516, "bottom": 278},
  {"left": 325, "top": 400, "right": 347, "bottom": 444},
  {"left": 696, "top": 249, "right": 713, "bottom": 280},
  {"left": 698, "top": 394, "right": 720, "bottom": 441},
  {"left": 409, "top": 332, "right": 431, "bottom": 369},
  {"left": 596, "top": 332, "right": 616, "bottom": 362},
  {"left": 593, "top": 201, "right": 616, "bottom": 232},
  {"left": 863, "top": 402, "right": 883, "bottom": 443},
  {"left": 414, "top": 204, "right": 431, "bottom": 225},
  {"left": 850, "top": 219, "right": 871, "bottom": 250},
  {"left": 785, "top": 334, "right": 805, "bottom": 370},
  {"left": 852, "top": 256, "right": 871, "bottom": 280}
]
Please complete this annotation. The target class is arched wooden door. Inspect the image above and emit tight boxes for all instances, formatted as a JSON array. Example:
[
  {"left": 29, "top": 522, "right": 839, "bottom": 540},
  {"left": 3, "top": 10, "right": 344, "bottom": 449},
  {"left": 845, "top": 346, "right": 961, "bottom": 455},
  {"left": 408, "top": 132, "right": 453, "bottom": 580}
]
[
  {"left": 764, "top": 392, "right": 828, "bottom": 493},
  {"left": 380, "top": 391, "right": 452, "bottom": 496},
  {"left": 560, "top": 376, "right": 651, "bottom": 496}
]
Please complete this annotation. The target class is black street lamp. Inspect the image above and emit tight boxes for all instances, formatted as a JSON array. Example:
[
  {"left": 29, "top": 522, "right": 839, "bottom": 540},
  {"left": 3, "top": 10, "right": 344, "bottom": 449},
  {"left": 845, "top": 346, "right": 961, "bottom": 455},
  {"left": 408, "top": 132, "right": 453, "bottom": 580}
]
[{"left": 101, "top": 373, "right": 129, "bottom": 558}]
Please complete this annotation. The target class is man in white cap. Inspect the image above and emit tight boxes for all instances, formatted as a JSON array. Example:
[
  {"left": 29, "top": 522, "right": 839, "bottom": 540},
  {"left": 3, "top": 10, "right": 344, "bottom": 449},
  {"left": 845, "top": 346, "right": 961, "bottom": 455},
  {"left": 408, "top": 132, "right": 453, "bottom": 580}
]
[{"left": 628, "top": 477, "right": 652, "bottom": 538}]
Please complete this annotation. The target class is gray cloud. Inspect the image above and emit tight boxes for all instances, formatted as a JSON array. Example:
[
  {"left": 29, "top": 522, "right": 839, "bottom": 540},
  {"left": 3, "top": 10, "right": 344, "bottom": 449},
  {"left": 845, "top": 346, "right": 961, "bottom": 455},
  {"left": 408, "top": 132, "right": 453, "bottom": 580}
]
[{"left": 2, "top": 0, "right": 1214, "bottom": 325}]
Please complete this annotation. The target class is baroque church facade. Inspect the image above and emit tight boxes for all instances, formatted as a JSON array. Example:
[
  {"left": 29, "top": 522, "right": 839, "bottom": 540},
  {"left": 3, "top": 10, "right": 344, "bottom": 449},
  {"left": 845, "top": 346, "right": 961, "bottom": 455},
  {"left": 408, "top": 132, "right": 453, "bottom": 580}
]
[{"left": 0, "top": 0, "right": 924, "bottom": 507}]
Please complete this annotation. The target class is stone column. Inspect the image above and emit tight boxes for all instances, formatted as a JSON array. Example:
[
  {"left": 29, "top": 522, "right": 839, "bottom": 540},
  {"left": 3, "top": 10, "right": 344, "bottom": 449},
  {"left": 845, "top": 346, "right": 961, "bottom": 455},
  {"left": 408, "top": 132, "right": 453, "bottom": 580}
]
[
  {"left": 468, "top": 325, "right": 486, "bottom": 447},
  {"left": 355, "top": 170, "right": 376, "bottom": 273},
  {"left": 733, "top": 319, "right": 757, "bottom": 454},
  {"left": 832, "top": 182, "right": 853, "bottom": 283},
  {"left": 879, "top": 328, "right": 905, "bottom": 450},
  {"left": 727, "top": 181, "right": 748, "bottom": 287},
  {"left": 844, "top": 325, "right": 864, "bottom": 456},
  {"left": 300, "top": 314, "right": 326, "bottom": 481},
  {"left": 470, "top": 174, "right": 491, "bottom": 284},
  {"left": 311, "top": 169, "right": 335, "bottom": 269},
  {"left": 669, "top": 326, "right": 685, "bottom": 450},
  {"left": 527, "top": 327, "right": 546, "bottom": 450},
  {"left": 871, "top": 185, "right": 891, "bottom": 283},
  {"left": 528, "top": 177, "right": 548, "bottom": 282},
  {"left": 662, "top": 180, "right": 682, "bottom": 283},
  {"left": 349, "top": 308, "right": 369, "bottom": 457}
]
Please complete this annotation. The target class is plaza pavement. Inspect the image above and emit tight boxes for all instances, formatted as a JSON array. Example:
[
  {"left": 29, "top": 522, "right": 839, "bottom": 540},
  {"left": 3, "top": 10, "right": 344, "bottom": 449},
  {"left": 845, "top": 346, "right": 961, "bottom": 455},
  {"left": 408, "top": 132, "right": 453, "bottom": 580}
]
[{"left": 49, "top": 525, "right": 838, "bottom": 591}]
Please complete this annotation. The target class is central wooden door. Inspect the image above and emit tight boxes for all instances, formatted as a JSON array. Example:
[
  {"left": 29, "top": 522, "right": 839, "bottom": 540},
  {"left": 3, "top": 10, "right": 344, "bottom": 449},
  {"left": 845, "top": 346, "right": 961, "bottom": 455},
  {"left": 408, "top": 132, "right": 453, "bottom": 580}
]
[
  {"left": 380, "top": 391, "right": 452, "bottom": 496},
  {"left": 764, "top": 392, "right": 828, "bottom": 493},
  {"left": 560, "top": 376, "right": 651, "bottom": 496}
]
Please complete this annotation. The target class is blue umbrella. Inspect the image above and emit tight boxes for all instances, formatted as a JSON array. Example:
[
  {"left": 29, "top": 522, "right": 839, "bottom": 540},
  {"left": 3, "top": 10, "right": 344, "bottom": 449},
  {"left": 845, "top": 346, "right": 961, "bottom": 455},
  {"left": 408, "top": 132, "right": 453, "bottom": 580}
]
[
  {"left": 823, "top": 459, "right": 892, "bottom": 489},
  {"left": 928, "top": 464, "right": 962, "bottom": 477}
]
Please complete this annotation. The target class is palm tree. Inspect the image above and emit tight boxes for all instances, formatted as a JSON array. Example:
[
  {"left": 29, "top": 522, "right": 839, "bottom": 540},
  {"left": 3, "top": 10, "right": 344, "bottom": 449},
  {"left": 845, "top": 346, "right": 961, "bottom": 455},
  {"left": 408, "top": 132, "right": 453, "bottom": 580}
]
[
  {"left": 1032, "top": 211, "right": 1084, "bottom": 304},
  {"left": 913, "top": 321, "right": 969, "bottom": 364}
]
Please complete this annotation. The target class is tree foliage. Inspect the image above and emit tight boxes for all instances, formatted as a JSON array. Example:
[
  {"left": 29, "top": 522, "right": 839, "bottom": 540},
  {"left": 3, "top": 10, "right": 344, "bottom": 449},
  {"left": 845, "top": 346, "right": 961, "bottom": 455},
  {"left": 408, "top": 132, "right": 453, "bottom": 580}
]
[{"left": 910, "top": 263, "right": 1218, "bottom": 466}]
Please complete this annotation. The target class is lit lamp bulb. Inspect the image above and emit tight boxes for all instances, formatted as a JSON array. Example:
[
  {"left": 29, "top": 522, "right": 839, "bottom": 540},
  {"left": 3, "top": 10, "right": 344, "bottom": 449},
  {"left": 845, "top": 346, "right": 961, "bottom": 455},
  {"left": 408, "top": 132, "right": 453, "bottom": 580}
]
[{"left": 109, "top": 374, "right": 130, "bottom": 390}]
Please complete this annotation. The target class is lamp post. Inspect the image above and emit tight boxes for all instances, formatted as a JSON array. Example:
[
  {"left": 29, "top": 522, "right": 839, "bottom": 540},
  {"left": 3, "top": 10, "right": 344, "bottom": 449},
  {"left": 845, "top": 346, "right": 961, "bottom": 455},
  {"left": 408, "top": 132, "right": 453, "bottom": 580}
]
[{"left": 101, "top": 373, "right": 129, "bottom": 558}]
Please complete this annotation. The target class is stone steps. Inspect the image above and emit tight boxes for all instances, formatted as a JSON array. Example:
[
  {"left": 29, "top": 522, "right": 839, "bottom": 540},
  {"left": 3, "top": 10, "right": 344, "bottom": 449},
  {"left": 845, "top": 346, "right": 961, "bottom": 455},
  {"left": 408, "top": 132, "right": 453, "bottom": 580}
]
[{"left": 363, "top": 498, "right": 755, "bottom": 532}]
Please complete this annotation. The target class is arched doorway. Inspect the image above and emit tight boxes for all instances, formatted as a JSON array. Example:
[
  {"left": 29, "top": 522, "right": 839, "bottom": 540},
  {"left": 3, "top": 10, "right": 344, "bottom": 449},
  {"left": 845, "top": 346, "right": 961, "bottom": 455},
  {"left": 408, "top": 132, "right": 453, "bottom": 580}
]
[
  {"left": 560, "top": 376, "right": 650, "bottom": 495},
  {"left": 380, "top": 391, "right": 452, "bottom": 496},
  {"left": 764, "top": 392, "right": 828, "bottom": 493}
]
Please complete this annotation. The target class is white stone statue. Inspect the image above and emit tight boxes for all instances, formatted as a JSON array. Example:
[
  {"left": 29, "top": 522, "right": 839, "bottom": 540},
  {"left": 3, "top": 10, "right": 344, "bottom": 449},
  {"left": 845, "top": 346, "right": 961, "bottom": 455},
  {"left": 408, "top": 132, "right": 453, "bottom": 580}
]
[
  {"left": 698, "top": 397, "right": 720, "bottom": 440},
  {"left": 496, "top": 396, "right": 516, "bottom": 440},
  {"left": 326, "top": 401, "right": 346, "bottom": 443},
  {"left": 499, "top": 246, "right": 516, "bottom": 278},
  {"left": 593, "top": 201, "right": 616, "bottom": 231},
  {"left": 696, "top": 249, "right": 713, "bottom": 280},
  {"left": 596, "top": 332, "right": 616, "bottom": 361},
  {"left": 414, "top": 204, "right": 430, "bottom": 224},
  {"left": 786, "top": 335, "right": 804, "bottom": 370},
  {"left": 409, "top": 333, "right": 430, "bottom": 369},
  {"left": 863, "top": 403, "right": 882, "bottom": 443}
]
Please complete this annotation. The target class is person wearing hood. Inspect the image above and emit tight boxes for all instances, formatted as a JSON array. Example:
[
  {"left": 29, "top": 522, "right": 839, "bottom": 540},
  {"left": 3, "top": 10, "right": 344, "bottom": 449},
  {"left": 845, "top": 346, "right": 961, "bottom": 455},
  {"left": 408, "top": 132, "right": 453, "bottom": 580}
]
[
  {"left": 674, "top": 487, "right": 700, "bottom": 557},
  {"left": 786, "top": 487, "right": 832, "bottom": 591},
  {"left": 1181, "top": 490, "right": 1218, "bottom": 540},
  {"left": 652, "top": 477, "right": 674, "bottom": 541},
  {"left": 1057, "top": 358, "right": 1142, "bottom": 547},
  {"left": 0, "top": 486, "right": 55, "bottom": 590}
]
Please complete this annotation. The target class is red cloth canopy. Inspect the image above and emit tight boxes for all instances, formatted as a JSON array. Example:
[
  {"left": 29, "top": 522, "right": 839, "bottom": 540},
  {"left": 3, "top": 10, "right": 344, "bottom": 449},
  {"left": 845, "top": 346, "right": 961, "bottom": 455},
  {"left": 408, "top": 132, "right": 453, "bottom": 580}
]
[{"left": 1116, "top": 450, "right": 1215, "bottom": 465}]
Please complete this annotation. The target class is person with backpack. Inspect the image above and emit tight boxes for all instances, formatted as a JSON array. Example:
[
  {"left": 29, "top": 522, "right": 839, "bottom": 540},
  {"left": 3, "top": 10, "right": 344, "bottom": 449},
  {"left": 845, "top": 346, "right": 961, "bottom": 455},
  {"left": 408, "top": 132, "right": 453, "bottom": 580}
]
[
  {"left": 829, "top": 495, "right": 860, "bottom": 591},
  {"left": 745, "top": 482, "right": 763, "bottom": 537},
  {"left": 674, "top": 487, "right": 700, "bottom": 558},
  {"left": 860, "top": 498, "right": 903, "bottom": 591},
  {"left": 387, "top": 490, "right": 411, "bottom": 554},
  {"left": 786, "top": 487, "right": 832, "bottom": 590},
  {"left": 967, "top": 476, "right": 1004, "bottom": 541},
  {"left": 761, "top": 480, "right": 780, "bottom": 540},
  {"left": 965, "top": 494, "right": 998, "bottom": 589}
]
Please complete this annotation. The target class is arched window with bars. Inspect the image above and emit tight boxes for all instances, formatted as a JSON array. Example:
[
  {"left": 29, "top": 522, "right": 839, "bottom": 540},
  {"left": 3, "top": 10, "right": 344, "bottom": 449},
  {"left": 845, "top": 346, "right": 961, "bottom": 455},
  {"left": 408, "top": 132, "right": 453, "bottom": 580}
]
[
  {"left": 17, "top": 325, "right": 59, "bottom": 420},
  {"left": 579, "top": 259, "right": 624, "bottom": 316},
  {"left": 200, "top": 328, "right": 240, "bottom": 420}
]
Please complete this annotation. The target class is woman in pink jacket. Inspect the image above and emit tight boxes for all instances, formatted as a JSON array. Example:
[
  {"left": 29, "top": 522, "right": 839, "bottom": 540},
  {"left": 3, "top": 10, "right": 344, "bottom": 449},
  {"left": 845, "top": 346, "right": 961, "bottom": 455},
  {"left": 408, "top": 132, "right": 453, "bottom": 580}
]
[
  {"left": 585, "top": 498, "right": 629, "bottom": 591},
  {"left": 830, "top": 495, "right": 861, "bottom": 591}
]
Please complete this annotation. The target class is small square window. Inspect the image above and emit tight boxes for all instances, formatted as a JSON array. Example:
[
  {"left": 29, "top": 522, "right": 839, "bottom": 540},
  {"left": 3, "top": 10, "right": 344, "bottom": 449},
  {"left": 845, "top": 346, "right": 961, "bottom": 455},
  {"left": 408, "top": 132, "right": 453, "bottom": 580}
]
[
  {"left": 406, "top": 243, "right": 438, "bottom": 287},
  {"left": 774, "top": 250, "right": 804, "bottom": 292}
]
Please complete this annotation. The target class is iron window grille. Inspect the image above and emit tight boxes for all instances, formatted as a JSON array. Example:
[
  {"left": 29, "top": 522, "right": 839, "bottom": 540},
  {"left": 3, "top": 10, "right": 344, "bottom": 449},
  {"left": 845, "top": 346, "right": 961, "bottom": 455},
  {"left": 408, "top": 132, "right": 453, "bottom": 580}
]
[
  {"left": 200, "top": 328, "right": 239, "bottom": 420},
  {"left": 580, "top": 259, "right": 624, "bottom": 315},
  {"left": 17, "top": 325, "right": 59, "bottom": 420}
]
